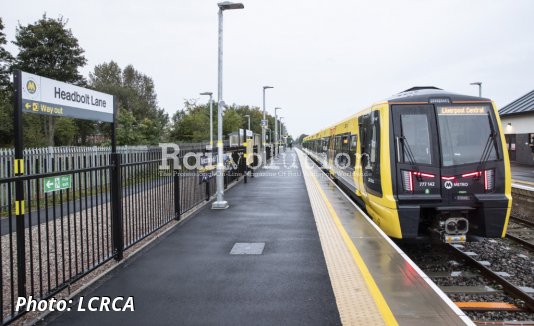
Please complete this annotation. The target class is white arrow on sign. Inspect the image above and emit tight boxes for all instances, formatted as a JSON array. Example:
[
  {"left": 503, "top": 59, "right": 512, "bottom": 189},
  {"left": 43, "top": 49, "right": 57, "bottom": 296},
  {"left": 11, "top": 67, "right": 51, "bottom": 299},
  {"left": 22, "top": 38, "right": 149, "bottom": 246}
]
[{"left": 46, "top": 180, "right": 54, "bottom": 188}]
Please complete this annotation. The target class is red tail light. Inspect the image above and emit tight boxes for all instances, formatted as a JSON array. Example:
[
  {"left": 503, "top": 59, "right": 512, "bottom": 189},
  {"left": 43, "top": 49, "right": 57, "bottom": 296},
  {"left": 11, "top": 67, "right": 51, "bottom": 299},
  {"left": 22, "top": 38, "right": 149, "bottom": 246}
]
[
  {"left": 461, "top": 171, "right": 481, "bottom": 178},
  {"left": 441, "top": 176, "right": 455, "bottom": 181},
  {"left": 414, "top": 172, "right": 435, "bottom": 178},
  {"left": 402, "top": 170, "right": 434, "bottom": 192}
]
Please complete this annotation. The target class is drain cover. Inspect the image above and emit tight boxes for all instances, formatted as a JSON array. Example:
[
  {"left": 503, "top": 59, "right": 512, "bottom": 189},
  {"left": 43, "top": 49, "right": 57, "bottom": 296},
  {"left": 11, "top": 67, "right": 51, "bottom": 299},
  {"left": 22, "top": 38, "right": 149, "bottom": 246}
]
[{"left": 230, "top": 242, "right": 265, "bottom": 255}]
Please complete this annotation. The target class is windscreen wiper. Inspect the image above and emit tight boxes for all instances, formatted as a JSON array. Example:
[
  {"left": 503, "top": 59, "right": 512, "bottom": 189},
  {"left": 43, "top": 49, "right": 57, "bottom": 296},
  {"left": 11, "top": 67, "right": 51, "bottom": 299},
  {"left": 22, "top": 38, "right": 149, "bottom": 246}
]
[
  {"left": 400, "top": 136, "right": 422, "bottom": 181},
  {"left": 476, "top": 132, "right": 496, "bottom": 176},
  {"left": 476, "top": 113, "right": 498, "bottom": 176}
]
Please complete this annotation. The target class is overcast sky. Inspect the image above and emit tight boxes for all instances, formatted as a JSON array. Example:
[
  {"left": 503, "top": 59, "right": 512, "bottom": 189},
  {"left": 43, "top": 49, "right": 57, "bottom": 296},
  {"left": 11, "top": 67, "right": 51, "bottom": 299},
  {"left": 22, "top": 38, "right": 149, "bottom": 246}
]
[{"left": 3, "top": 0, "right": 534, "bottom": 137}]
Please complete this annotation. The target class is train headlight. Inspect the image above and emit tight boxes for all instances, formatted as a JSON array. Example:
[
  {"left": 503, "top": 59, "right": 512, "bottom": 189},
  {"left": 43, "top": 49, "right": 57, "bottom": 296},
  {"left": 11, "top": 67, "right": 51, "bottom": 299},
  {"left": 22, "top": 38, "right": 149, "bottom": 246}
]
[
  {"left": 402, "top": 170, "right": 413, "bottom": 192},
  {"left": 484, "top": 169, "right": 494, "bottom": 192},
  {"left": 445, "top": 220, "right": 457, "bottom": 234}
]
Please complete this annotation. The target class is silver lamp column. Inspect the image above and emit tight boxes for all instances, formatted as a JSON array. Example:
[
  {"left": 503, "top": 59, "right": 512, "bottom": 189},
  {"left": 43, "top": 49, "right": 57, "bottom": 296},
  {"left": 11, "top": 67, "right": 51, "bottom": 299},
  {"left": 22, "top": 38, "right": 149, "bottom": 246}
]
[
  {"left": 274, "top": 107, "right": 281, "bottom": 157},
  {"left": 244, "top": 114, "right": 251, "bottom": 131},
  {"left": 212, "top": 1, "right": 244, "bottom": 210},
  {"left": 470, "top": 82, "right": 482, "bottom": 97},
  {"left": 279, "top": 116, "right": 284, "bottom": 151},
  {"left": 200, "top": 91, "right": 213, "bottom": 149},
  {"left": 262, "top": 86, "right": 273, "bottom": 163}
]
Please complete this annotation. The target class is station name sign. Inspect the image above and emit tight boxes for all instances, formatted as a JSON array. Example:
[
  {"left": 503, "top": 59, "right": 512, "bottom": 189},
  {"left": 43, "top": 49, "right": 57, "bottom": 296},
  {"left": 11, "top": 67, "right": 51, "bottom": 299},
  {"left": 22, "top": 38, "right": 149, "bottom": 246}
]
[{"left": 20, "top": 71, "right": 114, "bottom": 122}]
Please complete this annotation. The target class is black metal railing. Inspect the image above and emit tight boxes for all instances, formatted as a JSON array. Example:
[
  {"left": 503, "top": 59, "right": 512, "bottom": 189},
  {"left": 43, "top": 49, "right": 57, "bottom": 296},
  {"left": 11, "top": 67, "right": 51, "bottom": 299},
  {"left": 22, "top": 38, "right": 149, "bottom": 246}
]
[{"left": 0, "top": 145, "right": 248, "bottom": 324}]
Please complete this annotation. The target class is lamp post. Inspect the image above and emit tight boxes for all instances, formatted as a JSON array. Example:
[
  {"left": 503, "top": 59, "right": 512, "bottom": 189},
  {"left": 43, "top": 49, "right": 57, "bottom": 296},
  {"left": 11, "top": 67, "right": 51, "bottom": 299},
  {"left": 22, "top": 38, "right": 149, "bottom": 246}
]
[
  {"left": 470, "top": 82, "right": 482, "bottom": 97},
  {"left": 212, "top": 1, "right": 244, "bottom": 210},
  {"left": 244, "top": 114, "right": 250, "bottom": 131},
  {"left": 266, "top": 128, "right": 272, "bottom": 144},
  {"left": 200, "top": 91, "right": 213, "bottom": 149},
  {"left": 262, "top": 86, "right": 273, "bottom": 163},
  {"left": 279, "top": 116, "right": 284, "bottom": 151},
  {"left": 274, "top": 107, "right": 281, "bottom": 157},
  {"left": 243, "top": 114, "right": 250, "bottom": 143}
]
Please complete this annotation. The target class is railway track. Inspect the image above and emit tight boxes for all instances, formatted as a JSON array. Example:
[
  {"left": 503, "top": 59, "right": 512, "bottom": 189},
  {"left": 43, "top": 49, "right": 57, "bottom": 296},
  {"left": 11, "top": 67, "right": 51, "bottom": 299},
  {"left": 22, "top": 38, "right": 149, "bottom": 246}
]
[
  {"left": 447, "top": 244, "right": 534, "bottom": 311},
  {"left": 506, "top": 216, "right": 534, "bottom": 251},
  {"left": 400, "top": 241, "right": 534, "bottom": 323}
]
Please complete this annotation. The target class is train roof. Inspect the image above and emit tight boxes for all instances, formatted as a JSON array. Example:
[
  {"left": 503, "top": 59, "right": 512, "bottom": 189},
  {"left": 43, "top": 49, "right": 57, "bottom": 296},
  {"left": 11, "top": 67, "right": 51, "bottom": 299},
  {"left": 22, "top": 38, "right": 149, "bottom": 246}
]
[
  {"left": 387, "top": 86, "right": 491, "bottom": 103},
  {"left": 304, "top": 87, "right": 493, "bottom": 141}
]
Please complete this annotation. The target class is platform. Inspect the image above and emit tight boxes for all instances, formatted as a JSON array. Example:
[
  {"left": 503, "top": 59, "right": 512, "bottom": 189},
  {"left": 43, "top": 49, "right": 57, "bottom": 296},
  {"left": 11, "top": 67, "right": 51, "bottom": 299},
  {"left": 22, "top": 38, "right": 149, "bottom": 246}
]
[
  {"left": 511, "top": 162, "right": 534, "bottom": 185},
  {"left": 41, "top": 148, "right": 471, "bottom": 326},
  {"left": 511, "top": 162, "right": 534, "bottom": 191}
]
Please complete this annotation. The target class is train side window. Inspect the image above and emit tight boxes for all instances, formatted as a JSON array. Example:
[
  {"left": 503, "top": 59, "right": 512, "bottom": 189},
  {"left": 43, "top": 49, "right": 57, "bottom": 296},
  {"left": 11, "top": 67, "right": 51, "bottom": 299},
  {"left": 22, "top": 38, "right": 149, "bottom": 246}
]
[
  {"left": 350, "top": 135, "right": 357, "bottom": 152},
  {"left": 342, "top": 134, "right": 350, "bottom": 152},
  {"left": 348, "top": 135, "right": 357, "bottom": 168}
]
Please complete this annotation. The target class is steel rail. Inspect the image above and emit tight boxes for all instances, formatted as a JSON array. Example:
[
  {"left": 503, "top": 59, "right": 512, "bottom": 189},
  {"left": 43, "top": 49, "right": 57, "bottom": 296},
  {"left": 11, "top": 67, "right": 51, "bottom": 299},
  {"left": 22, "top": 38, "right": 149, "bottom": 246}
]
[{"left": 447, "top": 244, "right": 534, "bottom": 312}]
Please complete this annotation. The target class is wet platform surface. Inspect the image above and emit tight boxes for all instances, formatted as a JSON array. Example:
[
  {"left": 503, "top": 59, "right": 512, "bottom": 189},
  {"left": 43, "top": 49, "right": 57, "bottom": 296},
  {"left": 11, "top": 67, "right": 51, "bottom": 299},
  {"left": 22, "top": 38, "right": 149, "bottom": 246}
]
[
  {"left": 298, "top": 150, "right": 471, "bottom": 326},
  {"left": 42, "top": 149, "right": 341, "bottom": 326},
  {"left": 41, "top": 148, "right": 472, "bottom": 325},
  {"left": 511, "top": 162, "right": 534, "bottom": 184}
]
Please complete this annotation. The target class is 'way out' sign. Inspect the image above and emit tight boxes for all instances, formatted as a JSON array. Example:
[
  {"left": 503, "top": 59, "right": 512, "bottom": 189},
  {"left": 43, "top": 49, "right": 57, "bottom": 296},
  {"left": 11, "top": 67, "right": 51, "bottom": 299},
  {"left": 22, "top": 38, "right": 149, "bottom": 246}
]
[
  {"left": 43, "top": 175, "right": 72, "bottom": 193},
  {"left": 20, "top": 71, "right": 114, "bottom": 122}
]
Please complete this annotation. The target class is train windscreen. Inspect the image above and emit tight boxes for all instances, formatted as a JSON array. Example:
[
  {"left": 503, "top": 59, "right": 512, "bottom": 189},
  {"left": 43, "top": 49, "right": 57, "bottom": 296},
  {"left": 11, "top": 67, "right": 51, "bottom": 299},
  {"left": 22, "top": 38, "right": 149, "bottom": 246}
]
[{"left": 437, "top": 105, "right": 497, "bottom": 166}]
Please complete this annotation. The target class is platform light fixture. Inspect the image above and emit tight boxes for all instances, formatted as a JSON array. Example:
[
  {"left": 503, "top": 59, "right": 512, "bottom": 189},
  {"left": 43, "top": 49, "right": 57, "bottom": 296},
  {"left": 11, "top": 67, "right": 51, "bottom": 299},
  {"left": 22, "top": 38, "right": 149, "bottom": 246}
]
[
  {"left": 262, "top": 86, "right": 274, "bottom": 162},
  {"left": 470, "top": 82, "right": 482, "bottom": 97},
  {"left": 212, "top": 1, "right": 244, "bottom": 210},
  {"left": 244, "top": 114, "right": 251, "bottom": 133},
  {"left": 274, "top": 107, "right": 282, "bottom": 158}
]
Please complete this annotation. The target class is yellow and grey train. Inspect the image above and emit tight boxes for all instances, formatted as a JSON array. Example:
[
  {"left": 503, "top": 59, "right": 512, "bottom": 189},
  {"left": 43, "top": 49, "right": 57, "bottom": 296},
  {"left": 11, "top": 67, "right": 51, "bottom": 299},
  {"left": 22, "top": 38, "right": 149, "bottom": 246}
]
[{"left": 302, "top": 87, "right": 512, "bottom": 242}]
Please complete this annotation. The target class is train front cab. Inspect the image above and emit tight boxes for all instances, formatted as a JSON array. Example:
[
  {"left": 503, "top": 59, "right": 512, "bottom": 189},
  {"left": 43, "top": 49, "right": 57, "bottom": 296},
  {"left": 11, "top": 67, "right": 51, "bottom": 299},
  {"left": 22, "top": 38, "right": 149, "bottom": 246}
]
[{"left": 389, "top": 100, "right": 512, "bottom": 242}]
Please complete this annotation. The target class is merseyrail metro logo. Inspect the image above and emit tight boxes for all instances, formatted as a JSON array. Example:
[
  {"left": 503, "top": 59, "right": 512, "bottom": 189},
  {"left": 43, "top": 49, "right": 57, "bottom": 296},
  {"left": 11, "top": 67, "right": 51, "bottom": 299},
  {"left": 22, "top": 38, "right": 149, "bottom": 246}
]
[{"left": 26, "top": 79, "right": 37, "bottom": 94}]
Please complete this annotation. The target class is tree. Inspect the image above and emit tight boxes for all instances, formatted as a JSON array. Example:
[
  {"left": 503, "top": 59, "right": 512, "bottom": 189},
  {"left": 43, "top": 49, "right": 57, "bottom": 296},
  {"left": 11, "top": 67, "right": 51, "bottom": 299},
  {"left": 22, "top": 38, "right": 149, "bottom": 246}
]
[
  {"left": 168, "top": 100, "right": 210, "bottom": 142},
  {"left": 0, "top": 17, "right": 14, "bottom": 146},
  {"left": 89, "top": 61, "right": 169, "bottom": 145},
  {"left": 12, "top": 15, "right": 87, "bottom": 146},
  {"left": 0, "top": 17, "right": 13, "bottom": 94},
  {"left": 168, "top": 101, "right": 282, "bottom": 144},
  {"left": 222, "top": 109, "right": 243, "bottom": 136},
  {"left": 297, "top": 134, "right": 308, "bottom": 144}
]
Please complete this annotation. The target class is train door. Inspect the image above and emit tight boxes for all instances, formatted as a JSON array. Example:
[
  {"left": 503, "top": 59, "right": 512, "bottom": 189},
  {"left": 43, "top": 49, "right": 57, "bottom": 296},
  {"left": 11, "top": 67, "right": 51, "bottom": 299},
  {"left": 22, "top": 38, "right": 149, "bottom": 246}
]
[
  {"left": 359, "top": 111, "right": 382, "bottom": 196},
  {"left": 327, "top": 131, "right": 335, "bottom": 168},
  {"left": 391, "top": 105, "right": 441, "bottom": 198}
]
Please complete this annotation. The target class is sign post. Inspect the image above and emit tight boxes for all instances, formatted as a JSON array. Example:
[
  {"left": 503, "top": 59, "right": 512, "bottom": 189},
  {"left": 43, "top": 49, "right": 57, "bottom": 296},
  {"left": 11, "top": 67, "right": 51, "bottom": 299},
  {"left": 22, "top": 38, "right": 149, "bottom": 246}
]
[
  {"left": 12, "top": 70, "right": 119, "bottom": 299},
  {"left": 13, "top": 70, "right": 26, "bottom": 299}
]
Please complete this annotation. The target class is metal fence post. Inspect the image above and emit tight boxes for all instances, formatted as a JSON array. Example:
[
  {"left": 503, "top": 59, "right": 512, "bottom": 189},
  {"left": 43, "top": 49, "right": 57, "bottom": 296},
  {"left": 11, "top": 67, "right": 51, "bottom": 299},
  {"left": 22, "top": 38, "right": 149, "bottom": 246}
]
[
  {"left": 110, "top": 100, "right": 123, "bottom": 261},
  {"left": 13, "top": 70, "right": 27, "bottom": 299},
  {"left": 110, "top": 152, "right": 123, "bottom": 260},
  {"left": 174, "top": 163, "right": 181, "bottom": 220},
  {"left": 205, "top": 178, "right": 210, "bottom": 201}
]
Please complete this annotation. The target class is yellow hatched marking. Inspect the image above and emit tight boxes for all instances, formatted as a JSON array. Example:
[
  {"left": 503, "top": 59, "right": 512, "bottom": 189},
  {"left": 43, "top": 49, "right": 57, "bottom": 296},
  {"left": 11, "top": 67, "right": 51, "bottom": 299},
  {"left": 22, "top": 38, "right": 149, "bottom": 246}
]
[
  {"left": 512, "top": 179, "right": 534, "bottom": 187},
  {"left": 14, "top": 159, "right": 24, "bottom": 175},
  {"left": 298, "top": 150, "right": 397, "bottom": 326},
  {"left": 15, "top": 200, "right": 25, "bottom": 215}
]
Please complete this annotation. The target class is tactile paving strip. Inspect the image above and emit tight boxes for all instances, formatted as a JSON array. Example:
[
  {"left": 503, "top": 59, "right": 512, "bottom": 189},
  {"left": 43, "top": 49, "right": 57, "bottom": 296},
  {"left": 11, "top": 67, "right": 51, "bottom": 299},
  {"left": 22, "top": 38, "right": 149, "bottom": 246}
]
[{"left": 297, "top": 151, "right": 387, "bottom": 326}]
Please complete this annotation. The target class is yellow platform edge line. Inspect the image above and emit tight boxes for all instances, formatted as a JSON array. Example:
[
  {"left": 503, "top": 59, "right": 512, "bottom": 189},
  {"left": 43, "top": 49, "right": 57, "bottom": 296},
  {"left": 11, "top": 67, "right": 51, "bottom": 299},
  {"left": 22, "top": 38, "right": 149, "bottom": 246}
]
[
  {"left": 308, "top": 171, "right": 398, "bottom": 326},
  {"left": 512, "top": 179, "right": 534, "bottom": 187}
]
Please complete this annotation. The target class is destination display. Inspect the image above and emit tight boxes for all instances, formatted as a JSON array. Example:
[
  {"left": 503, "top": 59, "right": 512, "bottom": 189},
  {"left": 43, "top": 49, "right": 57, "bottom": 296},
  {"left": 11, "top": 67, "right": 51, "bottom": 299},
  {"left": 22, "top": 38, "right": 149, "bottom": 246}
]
[
  {"left": 438, "top": 106, "right": 488, "bottom": 115},
  {"left": 20, "top": 71, "right": 114, "bottom": 122}
]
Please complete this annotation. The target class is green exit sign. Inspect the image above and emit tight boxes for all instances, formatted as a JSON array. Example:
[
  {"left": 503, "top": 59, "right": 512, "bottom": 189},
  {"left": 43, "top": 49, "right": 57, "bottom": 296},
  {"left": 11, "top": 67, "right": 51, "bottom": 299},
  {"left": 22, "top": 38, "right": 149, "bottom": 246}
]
[{"left": 44, "top": 175, "right": 72, "bottom": 193}]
